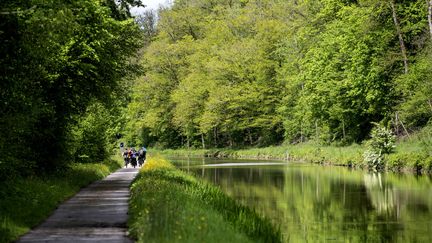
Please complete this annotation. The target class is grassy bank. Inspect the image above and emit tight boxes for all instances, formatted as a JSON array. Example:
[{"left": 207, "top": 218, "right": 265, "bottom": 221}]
[
  {"left": 128, "top": 156, "right": 281, "bottom": 243},
  {"left": 156, "top": 144, "right": 363, "bottom": 165},
  {"left": 0, "top": 158, "right": 122, "bottom": 242},
  {"left": 155, "top": 139, "right": 432, "bottom": 173}
]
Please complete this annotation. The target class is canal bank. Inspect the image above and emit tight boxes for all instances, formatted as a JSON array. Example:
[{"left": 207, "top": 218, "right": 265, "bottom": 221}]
[
  {"left": 154, "top": 141, "right": 432, "bottom": 173},
  {"left": 128, "top": 156, "right": 281, "bottom": 243}
]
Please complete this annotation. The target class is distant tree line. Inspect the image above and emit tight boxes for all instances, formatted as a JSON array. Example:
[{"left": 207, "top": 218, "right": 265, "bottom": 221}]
[
  {"left": 125, "top": 0, "right": 432, "bottom": 149},
  {"left": 0, "top": 0, "right": 143, "bottom": 178}
]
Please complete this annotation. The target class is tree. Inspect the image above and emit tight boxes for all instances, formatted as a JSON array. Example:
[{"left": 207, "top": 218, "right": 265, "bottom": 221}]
[
  {"left": 396, "top": 45, "right": 432, "bottom": 129},
  {"left": 0, "top": 0, "right": 142, "bottom": 176},
  {"left": 124, "top": 0, "right": 432, "bottom": 148}
]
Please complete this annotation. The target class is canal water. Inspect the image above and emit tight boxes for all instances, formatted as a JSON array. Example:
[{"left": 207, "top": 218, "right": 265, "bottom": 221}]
[{"left": 170, "top": 157, "right": 432, "bottom": 242}]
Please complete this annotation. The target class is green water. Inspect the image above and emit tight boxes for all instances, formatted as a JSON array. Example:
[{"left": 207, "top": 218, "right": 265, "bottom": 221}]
[{"left": 170, "top": 157, "right": 432, "bottom": 242}]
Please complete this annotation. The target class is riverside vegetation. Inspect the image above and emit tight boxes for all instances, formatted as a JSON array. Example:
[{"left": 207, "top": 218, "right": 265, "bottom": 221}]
[
  {"left": 128, "top": 156, "right": 281, "bottom": 243},
  {"left": 124, "top": 0, "right": 432, "bottom": 172},
  {"left": 156, "top": 124, "right": 432, "bottom": 173},
  {"left": 0, "top": 159, "right": 122, "bottom": 242}
]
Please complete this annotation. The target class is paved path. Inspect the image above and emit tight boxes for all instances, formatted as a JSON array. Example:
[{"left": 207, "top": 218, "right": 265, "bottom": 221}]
[{"left": 18, "top": 167, "right": 139, "bottom": 243}]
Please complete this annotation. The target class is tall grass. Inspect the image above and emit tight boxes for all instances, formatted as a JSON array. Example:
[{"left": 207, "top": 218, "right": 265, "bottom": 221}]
[
  {"left": 0, "top": 158, "right": 122, "bottom": 242},
  {"left": 128, "top": 156, "right": 281, "bottom": 243}
]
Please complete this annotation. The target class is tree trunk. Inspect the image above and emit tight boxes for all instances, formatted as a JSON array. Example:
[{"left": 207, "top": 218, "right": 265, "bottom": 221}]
[
  {"left": 395, "top": 112, "right": 399, "bottom": 136},
  {"left": 213, "top": 127, "right": 218, "bottom": 147},
  {"left": 396, "top": 112, "right": 411, "bottom": 138},
  {"left": 342, "top": 120, "right": 346, "bottom": 140},
  {"left": 300, "top": 121, "right": 303, "bottom": 143},
  {"left": 390, "top": 0, "right": 409, "bottom": 74},
  {"left": 428, "top": 99, "right": 432, "bottom": 113},
  {"left": 247, "top": 129, "right": 253, "bottom": 145},
  {"left": 428, "top": 0, "right": 432, "bottom": 39},
  {"left": 201, "top": 133, "right": 205, "bottom": 149}
]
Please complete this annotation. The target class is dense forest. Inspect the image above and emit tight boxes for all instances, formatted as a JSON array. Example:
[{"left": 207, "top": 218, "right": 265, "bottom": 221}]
[
  {"left": 125, "top": 0, "right": 432, "bottom": 150},
  {"left": 0, "top": 0, "right": 143, "bottom": 178}
]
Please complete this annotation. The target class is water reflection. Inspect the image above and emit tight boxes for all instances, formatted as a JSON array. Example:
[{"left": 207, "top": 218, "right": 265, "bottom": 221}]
[{"left": 171, "top": 158, "right": 432, "bottom": 242}]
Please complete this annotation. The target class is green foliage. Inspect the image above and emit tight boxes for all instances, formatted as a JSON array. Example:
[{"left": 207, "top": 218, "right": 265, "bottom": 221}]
[
  {"left": 126, "top": 0, "right": 288, "bottom": 148},
  {"left": 386, "top": 152, "right": 432, "bottom": 172},
  {"left": 124, "top": 0, "right": 431, "bottom": 149},
  {"left": 0, "top": 0, "right": 142, "bottom": 176},
  {"left": 281, "top": 1, "right": 400, "bottom": 143},
  {"left": 418, "top": 123, "right": 432, "bottom": 155},
  {"left": 0, "top": 159, "right": 121, "bottom": 242},
  {"left": 396, "top": 44, "right": 432, "bottom": 129},
  {"left": 363, "top": 124, "right": 396, "bottom": 171},
  {"left": 129, "top": 157, "right": 281, "bottom": 243},
  {"left": 69, "top": 102, "right": 123, "bottom": 163},
  {"left": 368, "top": 124, "right": 397, "bottom": 155}
]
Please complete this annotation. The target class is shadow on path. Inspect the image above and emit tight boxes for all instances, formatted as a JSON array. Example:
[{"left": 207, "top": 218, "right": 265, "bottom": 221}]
[{"left": 18, "top": 168, "right": 139, "bottom": 243}]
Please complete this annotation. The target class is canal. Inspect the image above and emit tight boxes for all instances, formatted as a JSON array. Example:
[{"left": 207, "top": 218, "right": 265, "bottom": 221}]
[{"left": 170, "top": 157, "right": 432, "bottom": 242}]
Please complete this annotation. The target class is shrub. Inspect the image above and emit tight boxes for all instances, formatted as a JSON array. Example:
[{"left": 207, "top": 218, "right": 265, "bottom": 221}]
[{"left": 363, "top": 124, "right": 396, "bottom": 171}]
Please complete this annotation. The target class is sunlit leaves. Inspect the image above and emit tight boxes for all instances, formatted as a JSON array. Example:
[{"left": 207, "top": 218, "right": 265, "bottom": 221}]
[{"left": 125, "top": 0, "right": 431, "bottom": 148}]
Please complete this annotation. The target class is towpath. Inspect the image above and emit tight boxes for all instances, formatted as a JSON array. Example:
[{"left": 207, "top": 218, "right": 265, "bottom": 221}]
[{"left": 18, "top": 167, "right": 139, "bottom": 243}]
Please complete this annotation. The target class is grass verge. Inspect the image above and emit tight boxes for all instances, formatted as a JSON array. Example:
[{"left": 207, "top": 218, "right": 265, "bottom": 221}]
[
  {"left": 128, "top": 156, "right": 281, "bottom": 243},
  {"left": 0, "top": 158, "right": 122, "bottom": 242}
]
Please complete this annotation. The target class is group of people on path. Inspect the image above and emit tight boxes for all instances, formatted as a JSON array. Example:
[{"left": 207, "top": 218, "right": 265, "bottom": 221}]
[{"left": 122, "top": 147, "right": 147, "bottom": 168}]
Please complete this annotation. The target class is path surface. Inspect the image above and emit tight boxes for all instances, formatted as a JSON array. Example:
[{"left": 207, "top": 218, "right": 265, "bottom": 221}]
[{"left": 18, "top": 167, "right": 139, "bottom": 243}]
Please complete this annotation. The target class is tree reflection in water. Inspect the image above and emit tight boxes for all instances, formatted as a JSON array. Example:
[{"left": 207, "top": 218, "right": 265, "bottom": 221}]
[{"left": 172, "top": 157, "right": 432, "bottom": 242}]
